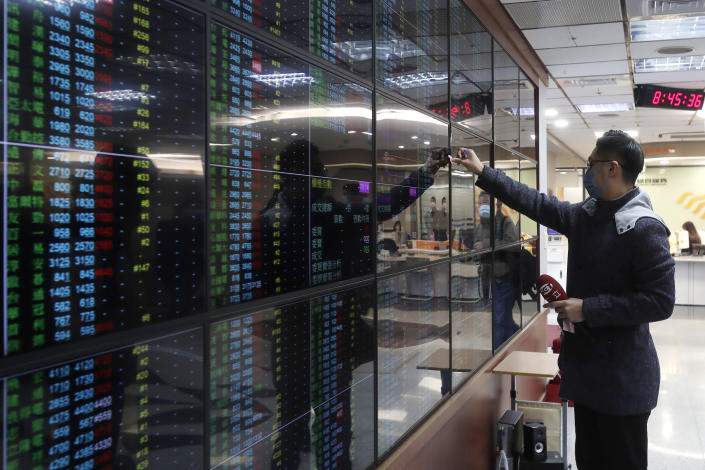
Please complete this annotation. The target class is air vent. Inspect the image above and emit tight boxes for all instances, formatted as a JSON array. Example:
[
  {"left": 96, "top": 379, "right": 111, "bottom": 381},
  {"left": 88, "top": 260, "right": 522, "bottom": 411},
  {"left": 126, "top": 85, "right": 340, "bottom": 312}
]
[
  {"left": 505, "top": 0, "right": 622, "bottom": 29},
  {"left": 627, "top": 0, "right": 705, "bottom": 19},
  {"left": 598, "top": 113, "right": 619, "bottom": 117}
]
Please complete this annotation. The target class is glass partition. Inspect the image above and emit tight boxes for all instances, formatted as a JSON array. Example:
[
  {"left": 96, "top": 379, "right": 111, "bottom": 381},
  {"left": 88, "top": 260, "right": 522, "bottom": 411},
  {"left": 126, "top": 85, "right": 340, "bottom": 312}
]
[
  {"left": 492, "top": 246, "right": 522, "bottom": 351},
  {"left": 377, "top": 0, "right": 449, "bottom": 111},
  {"left": 519, "top": 241, "right": 540, "bottom": 324},
  {"left": 377, "top": 263, "right": 450, "bottom": 455},
  {"left": 451, "top": 255, "right": 492, "bottom": 390},
  {"left": 520, "top": 158, "right": 539, "bottom": 239},
  {"left": 450, "top": 129, "right": 491, "bottom": 256},
  {"left": 492, "top": 146, "right": 521, "bottom": 249},
  {"left": 493, "top": 42, "right": 519, "bottom": 151},
  {"left": 519, "top": 71, "right": 536, "bottom": 156},
  {"left": 450, "top": 0, "right": 492, "bottom": 139},
  {"left": 376, "top": 96, "right": 450, "bottom": 273}
]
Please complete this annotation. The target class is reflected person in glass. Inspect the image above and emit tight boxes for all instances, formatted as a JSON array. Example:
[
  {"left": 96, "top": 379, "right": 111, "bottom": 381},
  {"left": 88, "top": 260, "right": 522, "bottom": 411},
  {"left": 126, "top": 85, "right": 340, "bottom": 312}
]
[{"left": 473, "top": 191, "right": 520, "bottom": 349}]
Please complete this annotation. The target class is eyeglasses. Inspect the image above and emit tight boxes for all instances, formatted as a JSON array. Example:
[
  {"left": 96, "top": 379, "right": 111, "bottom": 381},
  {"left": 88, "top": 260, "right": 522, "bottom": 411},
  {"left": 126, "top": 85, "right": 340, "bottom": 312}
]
[{"left": 585, "top": 159, "right": 617, "bottom": 171}]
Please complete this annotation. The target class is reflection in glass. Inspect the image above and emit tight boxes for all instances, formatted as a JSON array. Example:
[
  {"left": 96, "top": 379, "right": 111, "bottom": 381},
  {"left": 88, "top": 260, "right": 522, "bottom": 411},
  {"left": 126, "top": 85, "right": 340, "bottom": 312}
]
[
  {"left": 376, "top": 0, "right": 449, "bottom": 110},
  {"left": 209, "top": 24, "right": 375, "bottom": 307},
  {"left": 210, "top": 285, "right": 375, "bottom": 470},
  {"left": 377, "top": 263, "right": 450, "bottom": 455},
  {"left": 519, "top": 241, "right": 539, "bottom": 324},
  {"left": 3, "top": 331, "right": 204, "bottom": 470},
  {"left": 519, "top": 71, "right": 536, "bottom": 154},
  {"left": 451, "top": 256, "right": 492, "bottom": 390},
  {"left": 493, "top": 146, "right": 521, "bottom": 248},
  {"left": 520, "top": 158, "right": 539, "bottom": 238},
  {"left": 450, "top": 0, "right": 492, "bottom": 138},
  {"left": 450, "top": 130, "right": 490, "bottom": 255},
  {"left": 493, "top": 42, "right": 519, "bottom": 150},
  {"left": 492, "top": 246, "right": 522, "bottom": 350},
  {"left": 211, "top": 0, "right": 373, "bottom": 78},
  {"left": 376, "top": 97, "right": 450, "bottom": 273}
]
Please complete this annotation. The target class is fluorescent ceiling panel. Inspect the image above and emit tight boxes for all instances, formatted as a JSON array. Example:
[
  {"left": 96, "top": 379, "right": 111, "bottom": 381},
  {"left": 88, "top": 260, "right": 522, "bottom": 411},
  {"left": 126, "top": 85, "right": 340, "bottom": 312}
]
[
  {"left": 577, "top": 103, "right": 634, "bottom": 112},
  {"left": 626, "top": 0, "right": 705, "bottom": 19},
  {"left": 563, "top": 85, "right": 634, "bottom": 98},
  {"left": 630, "top": 16, "right": 705, "bottom": 42},
  {"left": 572, "top": 93, "right": 634, "bottom": 104}
]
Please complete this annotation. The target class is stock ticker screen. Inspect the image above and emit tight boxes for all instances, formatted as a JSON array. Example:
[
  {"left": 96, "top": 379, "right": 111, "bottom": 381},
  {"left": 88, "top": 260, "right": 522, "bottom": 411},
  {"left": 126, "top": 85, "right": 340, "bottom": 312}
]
[
  {"left": 3, "top": 0, "right": 206, "bottom": 355},
  {"left": 210, "top": 0, "right": 373, "bottom": 78},
  {"left": 2, "top": 330, "right": 204, "bottom": 470},
  {"left": 208, "top": 23, "right": 374, "bottom": 309},
  {"left": 209, "top": 285, "right": 374, "bottom": 470}
]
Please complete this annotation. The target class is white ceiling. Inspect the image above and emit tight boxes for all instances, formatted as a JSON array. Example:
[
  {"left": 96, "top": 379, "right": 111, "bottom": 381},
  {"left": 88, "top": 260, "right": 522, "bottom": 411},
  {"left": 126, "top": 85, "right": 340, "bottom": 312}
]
[{"left": 501, "top": 0, "right": 705, "bottom": 160}]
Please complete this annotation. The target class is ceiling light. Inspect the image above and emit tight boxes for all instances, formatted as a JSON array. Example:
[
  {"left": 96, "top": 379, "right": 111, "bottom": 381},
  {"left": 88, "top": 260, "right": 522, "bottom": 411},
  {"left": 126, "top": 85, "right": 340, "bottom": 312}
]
[
  {"left": 362, "top": 131, "right": 373, "bottom": 135},
  {"left": 530, "top": 134, "right": 535, "bottom": 140},
  {"left": 510, "top": 108, "right": 536, "bottom": 116},
  {"left": 554, "top": 119, "right": 568, "bottom": 128},
  {"left": 423, "top": 141, "right": 430, "bottom": 145},
  {"left": 398, "top": 145, "right": 405, "bottom": 149},
  {"left": 545, "top": 109, "right": 558, "bottom": 117},
  {"left": 411, "top": 135, "right": 418, "bottom": 140},
  {"left": 633, "top": 55, "right": 705, "bottom": 72},
  {"left": 560, "top": 171, "right": 567, "bottom": 175},
  {"left": 660, "top": 159, "right": 670, "bottom": 165},
  {"left": 630, "top": 16, "right": 705, "bottom": 42},
  {"left": 657, "top": 46, "right": 695, "bottom": 55},
  {"left": 290, "top": 132, "right": 298, "bottom": 136},
  {"left": 626, "top": 130, "right": 639, "bottom": 138},
  {"left": 347, "top": 130, "right": 357, "bottom": 134},
  {"left": 578, "top": 103, "right": 633, "bottom": 113}
]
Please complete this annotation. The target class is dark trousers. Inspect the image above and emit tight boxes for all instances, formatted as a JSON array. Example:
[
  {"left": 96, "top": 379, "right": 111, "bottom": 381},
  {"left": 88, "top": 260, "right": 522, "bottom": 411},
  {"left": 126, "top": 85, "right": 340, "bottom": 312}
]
[{"left": 574, "top": 404, "right": 650, "bottom": 470}]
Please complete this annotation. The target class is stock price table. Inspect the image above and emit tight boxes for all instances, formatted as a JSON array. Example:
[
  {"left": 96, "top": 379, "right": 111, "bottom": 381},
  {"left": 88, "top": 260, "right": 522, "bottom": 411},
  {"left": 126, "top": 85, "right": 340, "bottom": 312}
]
[
  {"left": 3, "top": 0, "right": 206, "bottom": 354},
  {"left": 210, "top": 0, "right": 372, "bottom": 77},
  {"left": 209, "top": 285, "right": 374, "bottom": 470},
  {"left": 2, "top": 330, "right": 203, "bottom": 470},
  {"left": 208, "top": 24, "right": 373, "bottom": 308}
]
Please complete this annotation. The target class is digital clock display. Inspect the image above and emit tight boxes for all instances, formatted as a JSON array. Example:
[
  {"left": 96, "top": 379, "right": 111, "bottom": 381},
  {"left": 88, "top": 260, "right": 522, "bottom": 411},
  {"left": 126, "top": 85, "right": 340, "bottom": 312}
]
[{"left": 635, "top": 84, "right": 704, "bottom": 110}]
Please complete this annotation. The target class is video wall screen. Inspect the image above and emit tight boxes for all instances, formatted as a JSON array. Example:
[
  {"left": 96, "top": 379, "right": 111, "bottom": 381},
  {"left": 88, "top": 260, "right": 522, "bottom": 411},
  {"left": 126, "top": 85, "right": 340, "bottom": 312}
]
[
  {"left": 2, "top": 330, "right": 203, "bottom": 470},
  {"left": 211, "top": 0, "right": 373, "bottom": 78},
  {"left": 209, "top": 284, "right": 374, "bottom": 469},
  {"left": 207, "top": 23, "right": 374, "bottom": 309},
  {"left": 1, "top": 0, "right": 539, "bottom": 465},
  {"left": 3, "top": 0, "right": 206, "bottom": 355}
]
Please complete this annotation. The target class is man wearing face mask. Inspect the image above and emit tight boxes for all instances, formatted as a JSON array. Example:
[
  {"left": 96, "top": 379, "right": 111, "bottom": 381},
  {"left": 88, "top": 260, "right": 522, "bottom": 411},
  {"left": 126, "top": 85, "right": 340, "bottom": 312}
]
[
  {"left": 474, "top": 192, "right": 520, "bottom": 348},
  {"left": 454, "top": 130, "right": 675, "bottom": 470}
]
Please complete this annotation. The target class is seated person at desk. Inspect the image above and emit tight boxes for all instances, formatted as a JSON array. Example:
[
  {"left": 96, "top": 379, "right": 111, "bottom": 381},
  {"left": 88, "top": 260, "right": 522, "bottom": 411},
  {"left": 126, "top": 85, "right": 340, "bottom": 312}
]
[
  {"left": 474, "top": 192, "right": 520, "bottom": 349},
  {"left": 393, "top": 220, "right": 409, "bottom": 248},
  {"left": 682, "top": 220, "right": 702, "bottom": 254}
]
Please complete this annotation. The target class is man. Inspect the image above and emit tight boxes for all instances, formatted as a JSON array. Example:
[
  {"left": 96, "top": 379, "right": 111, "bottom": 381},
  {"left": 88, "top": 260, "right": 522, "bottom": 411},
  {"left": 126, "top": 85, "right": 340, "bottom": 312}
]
[
  {"left": 453, "top": 130, "right": 675, "bottom": 470},
  {"left": 473, "top": 192, "right": 520, "bottom": 348}
]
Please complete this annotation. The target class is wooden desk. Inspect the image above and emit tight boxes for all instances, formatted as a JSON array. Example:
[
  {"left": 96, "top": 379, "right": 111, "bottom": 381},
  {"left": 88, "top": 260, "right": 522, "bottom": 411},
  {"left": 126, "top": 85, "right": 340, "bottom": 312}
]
[
  {"left": 493, "top": 351, "right": 566, "bottom": 469},
  {"left": 493, "top": 351, "right": 558, "bottom": 378},
  {"left": 417, "top": 348, "right": 491, "bottom": 372}
]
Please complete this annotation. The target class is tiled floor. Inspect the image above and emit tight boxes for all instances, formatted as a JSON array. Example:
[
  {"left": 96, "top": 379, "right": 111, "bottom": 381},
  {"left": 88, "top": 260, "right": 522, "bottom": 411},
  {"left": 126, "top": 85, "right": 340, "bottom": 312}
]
[{"left": 564, "top": 305, "right": 705, "bottom": 469}]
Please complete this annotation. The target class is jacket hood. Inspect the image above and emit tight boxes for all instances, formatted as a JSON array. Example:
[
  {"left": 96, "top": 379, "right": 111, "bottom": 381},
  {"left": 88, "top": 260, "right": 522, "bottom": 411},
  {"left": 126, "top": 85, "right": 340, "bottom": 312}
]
[{"left": 582, "top": 188, "right": 669, "bottom": 236}]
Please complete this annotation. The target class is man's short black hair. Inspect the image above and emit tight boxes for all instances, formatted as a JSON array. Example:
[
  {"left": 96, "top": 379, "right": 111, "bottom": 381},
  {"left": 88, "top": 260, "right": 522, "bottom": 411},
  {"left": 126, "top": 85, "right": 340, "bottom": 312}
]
[{"left": 595, "top": 130, "right": 644, "bottom": 185}]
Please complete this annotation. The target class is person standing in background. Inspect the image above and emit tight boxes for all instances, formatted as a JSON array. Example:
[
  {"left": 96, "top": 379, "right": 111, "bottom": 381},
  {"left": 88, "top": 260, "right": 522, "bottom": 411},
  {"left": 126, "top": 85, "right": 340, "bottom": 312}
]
[
  {"left": 453, "top": 130, "right": 675, "bottom": 470},
  {"left": 682, "top": 221, "right": 702, "bottom": 254},
  {"left": 433, "top": 196, "right": 449, "bottom": 241}
]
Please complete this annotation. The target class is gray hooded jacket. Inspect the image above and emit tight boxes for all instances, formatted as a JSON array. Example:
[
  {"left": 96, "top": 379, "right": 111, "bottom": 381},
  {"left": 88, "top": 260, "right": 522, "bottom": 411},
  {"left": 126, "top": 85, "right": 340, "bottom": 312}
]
[{"left": 477, "top": 166, "right": 675, "bottom": 415}]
